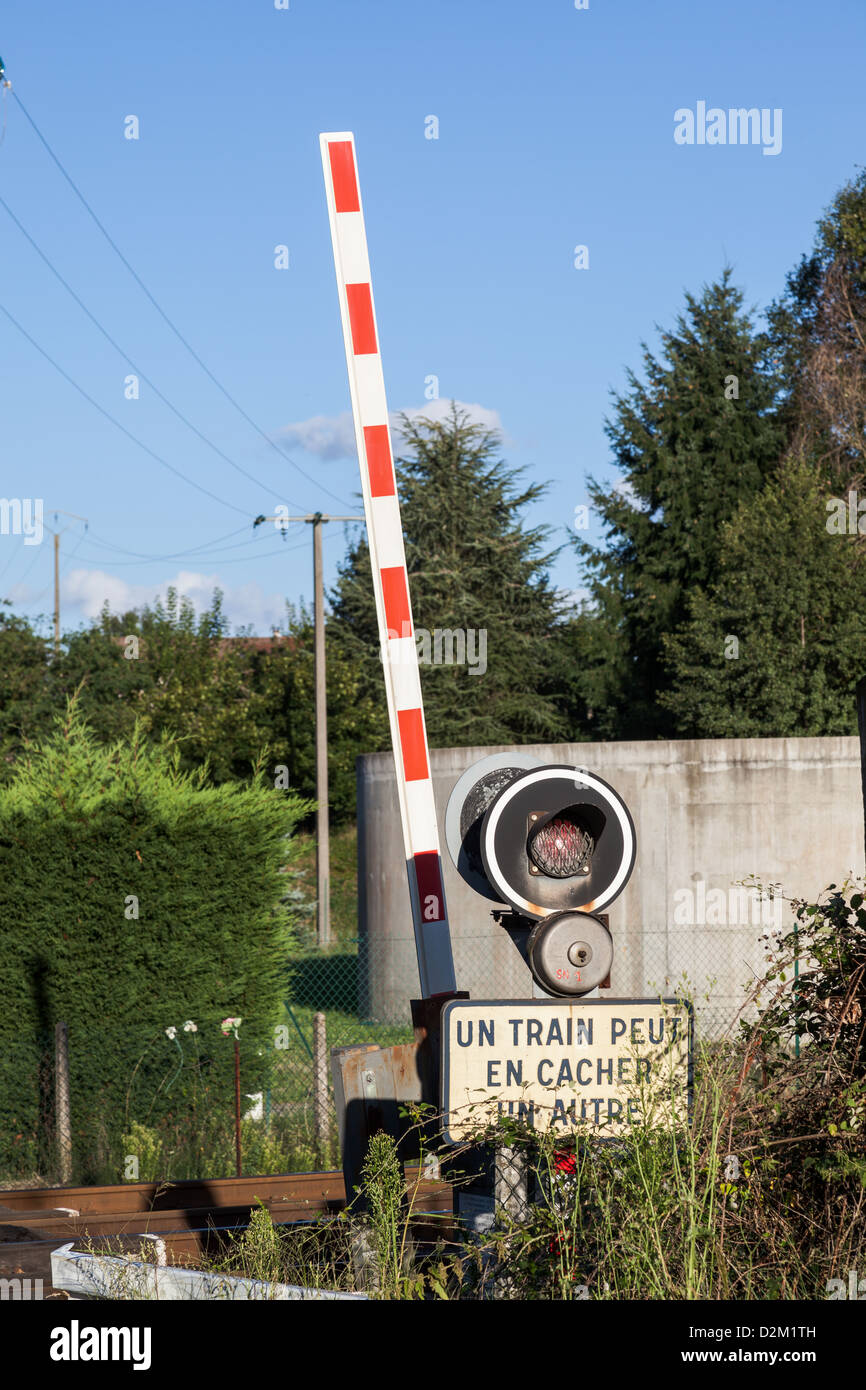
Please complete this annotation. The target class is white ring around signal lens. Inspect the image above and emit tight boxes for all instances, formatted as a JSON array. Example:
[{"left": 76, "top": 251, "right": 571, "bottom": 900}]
[{"left": 482, "top": 767, "right": 635, "bottom": 916}]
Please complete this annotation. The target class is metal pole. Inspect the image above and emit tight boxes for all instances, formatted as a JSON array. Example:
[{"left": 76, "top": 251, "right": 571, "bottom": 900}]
[
  {"left": 313, "top": 1011, "right": 330, "bottom": 1160},
  {"left": 53, "top": 532, "right": 60, "bottom": 656},
  {"left": 794, "top": 931, "right": 800, "bottom": 1059},
  {"left": 55, "top": 1021, "right": 72, "bottom": 1184},
  {"left": 43, "top": 511, "right": 87, "bottom": 658},
  {"left": 493, "top": 1144, "right": 530, "bottom": 1297},
  {"left": 254, "top": 513, "right": 362, "bottom": 950},
  {"left": 313, "top": 513, "right": 331, "bottom": 947},
  {"left": 856, "top": 676, "right": 866, "bottom": 873},
  {"left": 233, "top": 1038, "right": 242, "bottom": 1178}
]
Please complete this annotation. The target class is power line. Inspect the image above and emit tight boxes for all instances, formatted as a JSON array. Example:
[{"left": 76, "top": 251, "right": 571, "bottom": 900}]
[
  {"left": 2, "top": 533, "right": 308, "bottom": 605},
  {"left": 79, "top": 523, "right": 255, "bottom": 562},
  {"left": 59, "top": 538, "right": 311, "bottom": 570},
  {"left": 0, "top": 299, "right": 252, "bottom": 516},
  {"left": 11, "top": 89, "right": 355, "bottom": 511},
  {"left": 79, "top": 524, "right": 305, "bottom": 565},
  {"left": 0, "top": 533, "right": 25, "bottom": 582},
  {"left": 165, "top": 539, "right": 311, "bottom": 566},
  {"left": 78, "top": 522, "right": 301, "bottom": 561},
  {"left": 3, "top": 534, "right": 45, "bottom": 593},
  {"left": 0, "top": 192, "right": 306, "bottom": 508},
  {"left": 75, "top": 526, "right": 305, "bottom": 567}
]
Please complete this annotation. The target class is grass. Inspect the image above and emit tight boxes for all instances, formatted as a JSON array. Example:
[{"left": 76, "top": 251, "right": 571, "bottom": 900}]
[
  {"left": 9, "top": 866, "right": 862, "bottom": 1302},
  {"left": 50, "top": 1014, "right": 866, "bottom": 1301},
  {"left": 183, "top": 1030, "right": 866, "bottom": 1301}
]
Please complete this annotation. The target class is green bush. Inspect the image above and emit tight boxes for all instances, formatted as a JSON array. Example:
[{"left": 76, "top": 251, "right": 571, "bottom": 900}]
[{"left": 0, "top": 699, "right": 311, "bottom": 1182}]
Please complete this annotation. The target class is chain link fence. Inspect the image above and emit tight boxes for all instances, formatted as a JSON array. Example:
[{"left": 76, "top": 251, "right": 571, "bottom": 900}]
[{"left": 0, "top": 926, "right": 764, "bottom": 1191}]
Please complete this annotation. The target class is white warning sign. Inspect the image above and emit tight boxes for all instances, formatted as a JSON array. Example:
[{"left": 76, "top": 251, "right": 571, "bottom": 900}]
[{"left": 440, "top": 997, "right": 692, "bottom": 1143}]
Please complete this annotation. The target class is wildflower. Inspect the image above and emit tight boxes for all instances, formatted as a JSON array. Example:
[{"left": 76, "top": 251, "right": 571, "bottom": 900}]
[
  {"left": 183, "top": 1020, "right": 198, "bottom": 1033},
  {"left": 165, "top": 1026, "right": 177, "bottom": 1041}
]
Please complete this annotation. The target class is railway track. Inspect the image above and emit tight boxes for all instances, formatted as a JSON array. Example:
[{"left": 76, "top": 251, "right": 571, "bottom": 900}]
[{"left": 0, "top": 1169, "right": 453, "bottom": 1294}]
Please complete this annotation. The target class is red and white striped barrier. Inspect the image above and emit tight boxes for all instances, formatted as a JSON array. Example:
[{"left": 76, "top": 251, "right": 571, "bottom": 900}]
[{"left": 320, "top": 132, "right": 456, "bottom": 999}]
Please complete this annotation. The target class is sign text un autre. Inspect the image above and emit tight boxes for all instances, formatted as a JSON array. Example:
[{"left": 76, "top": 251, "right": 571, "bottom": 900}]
[{"left": 441, "top": 998, "right": 692, "bottom": 1143}]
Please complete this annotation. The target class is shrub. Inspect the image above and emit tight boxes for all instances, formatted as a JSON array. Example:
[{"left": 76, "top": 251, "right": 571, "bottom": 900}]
[{"left": 0, "top": 699, "right": 311, "bottom": 1181}]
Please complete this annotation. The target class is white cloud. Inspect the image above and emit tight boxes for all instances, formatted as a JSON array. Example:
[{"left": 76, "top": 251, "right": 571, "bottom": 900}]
[
  {"left": 613, "top": 477, "right": 639, "bottom": 506},
  {"left": 13, "top": 569, "right": 289, "bottom": 635},
  {"left": 276, "top": 411, "right": 357, "bottom": 461},
  {"left": 558, "top": 586, "right": 592, "bottom": 608},
  {"left": 276, "top": 399, "right": 505, "bottom": 460},
  {"left": 393, "top": 399, "right": 505, "bottom": 440}
]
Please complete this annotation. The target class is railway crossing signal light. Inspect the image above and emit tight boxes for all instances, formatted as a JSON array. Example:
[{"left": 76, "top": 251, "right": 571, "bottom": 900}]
[{"left": 445, "top": 753, "right": 636, "bottom": 997}]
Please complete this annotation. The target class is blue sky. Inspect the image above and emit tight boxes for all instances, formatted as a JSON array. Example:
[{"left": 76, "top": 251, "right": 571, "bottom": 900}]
[{"left": 1, "top": 0, "right": 863, "bottom": 634}]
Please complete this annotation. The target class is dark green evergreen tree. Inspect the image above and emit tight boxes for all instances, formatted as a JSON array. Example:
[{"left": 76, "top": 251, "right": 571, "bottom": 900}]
[
  {"left": 660, "top": 458, "right": 866, "bottom": 736},
  {"left": 572, "top": 269, "right": 785, "bottom": 737},
  {"left": 0, "top": 604, "right": 53, "bottom": 774},
  {"left": 328, "top": 404, "right": 569, "bottom": 748}
]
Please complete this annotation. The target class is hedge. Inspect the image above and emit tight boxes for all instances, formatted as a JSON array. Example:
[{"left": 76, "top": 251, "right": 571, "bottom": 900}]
[{"left": 0, "top": 700, "right": 310, "bottom": 1182}]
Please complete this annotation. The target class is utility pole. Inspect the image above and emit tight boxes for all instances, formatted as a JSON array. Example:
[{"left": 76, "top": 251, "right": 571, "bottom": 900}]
[
  {"left": 43, "top": 511, "right": 88, "bottom": 656},
  {"left": 255, "top": 512, "right": 364, "bottom": 948},
  {"left": 312, "top": 513, "right": 330, "bottom": 946},
  {"left": 53, "top": 532, "right": 60, "bottom": 655},
  {"left": 857, "top": 676, "right": 866, "bottom": 872}
]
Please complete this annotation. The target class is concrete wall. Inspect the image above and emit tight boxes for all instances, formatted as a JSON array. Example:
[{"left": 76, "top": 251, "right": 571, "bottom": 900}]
[{"left": 356, "top": 737, "right": 864, "bottom": 1033}]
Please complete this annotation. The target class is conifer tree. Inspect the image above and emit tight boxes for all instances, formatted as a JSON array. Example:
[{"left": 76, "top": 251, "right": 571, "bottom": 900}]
[
  {"left": 661, "top": 459, "right": 866, "bottom": 736},
  {"left": 572, "top": 270, "right": 784, "bottom": 737},
  {"left": 327, "top": 404, "right": 568, "bottom": 748}
]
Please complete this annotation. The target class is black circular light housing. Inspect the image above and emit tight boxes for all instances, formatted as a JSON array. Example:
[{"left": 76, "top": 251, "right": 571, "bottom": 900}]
[
  {"left": 479, "top": 765, "right": 636, "bottom": 918},
  {"left": 444, "top": 752, "right": 544, "bottom": 903}
]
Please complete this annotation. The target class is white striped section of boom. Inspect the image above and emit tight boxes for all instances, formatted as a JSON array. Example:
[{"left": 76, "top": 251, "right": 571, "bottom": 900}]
[{"left": 319, "top": 131, "right": 456, "bottom": 998}]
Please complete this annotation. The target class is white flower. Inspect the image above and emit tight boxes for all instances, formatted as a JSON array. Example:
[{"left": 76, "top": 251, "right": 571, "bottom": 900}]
[
  {"left": 165, "top": 1026, "right": 177, "bottom": 1041},
  {"left": 183, "top": 1020, "right": 198, "bottom": 1033}
]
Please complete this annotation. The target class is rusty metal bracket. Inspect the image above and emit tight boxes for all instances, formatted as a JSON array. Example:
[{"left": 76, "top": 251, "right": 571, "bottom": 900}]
[{"left": 331, "top": 994, "right": 468, "bottom": 1218}]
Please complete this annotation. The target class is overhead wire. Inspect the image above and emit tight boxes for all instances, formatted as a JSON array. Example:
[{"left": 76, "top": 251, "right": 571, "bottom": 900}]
[
  {"left": 0, "top": 192, "right": 306, "bottom": 508},
  {"left": 0, "top": 498, "right": 307, "bottom": 610},
  {"left": 80, "top": 522, "right": 304, "bottom": 564},
  {"left": 11, "top": 89, "right": 356, "bottom": 511},
  {"left": 0, "top": 299, "right": 253, "bottom": 517},
  {"left": 78, "top": 523, "right": 254, "bottom": 561},
  {"left": 3, "top": 521, "right": 303, "bottom": 598},
  {"left": 3, "top": 533, "right": 46, "bottom": 594},
  {"left": 0, "top": 81, "right": 352, "bottom": 616},
  {"left": 166, "top": 538, "right": 311, "bottom": 566},
  {"left": 0, "top": 533, "right": 25, "bottom": 582},
  {"left": 72, "top": 536, "right": 311, "bottom": 568}
]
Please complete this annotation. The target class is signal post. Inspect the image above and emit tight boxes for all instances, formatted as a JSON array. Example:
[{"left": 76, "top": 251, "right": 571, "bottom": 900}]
[{"left": 319, "top": 133, "right": 691, "bottom": 1254}]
